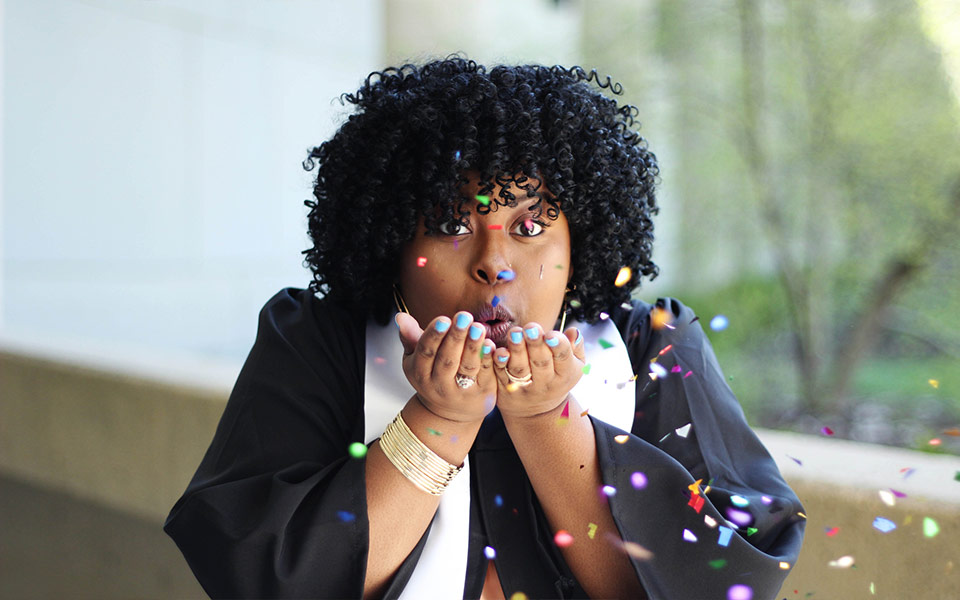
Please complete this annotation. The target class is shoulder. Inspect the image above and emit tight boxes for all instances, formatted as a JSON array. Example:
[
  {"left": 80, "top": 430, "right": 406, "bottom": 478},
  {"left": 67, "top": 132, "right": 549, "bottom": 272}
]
[{"left": 609, "top": 296, "right": 705, "bottom": 356}]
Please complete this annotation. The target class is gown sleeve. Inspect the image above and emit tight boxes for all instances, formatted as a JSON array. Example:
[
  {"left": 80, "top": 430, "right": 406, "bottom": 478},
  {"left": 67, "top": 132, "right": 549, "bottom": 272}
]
[
  {"left": 594, "top": 298, "right": 806, "bottom": 600},
  {"left": 164, "top": 288, "right": 384, "bottom": 599}
]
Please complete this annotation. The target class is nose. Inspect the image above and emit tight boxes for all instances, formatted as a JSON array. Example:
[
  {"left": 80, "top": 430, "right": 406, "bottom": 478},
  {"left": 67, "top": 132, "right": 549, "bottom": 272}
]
[{"left": 471, "top": 234, "right": 512, "bottom": 286}]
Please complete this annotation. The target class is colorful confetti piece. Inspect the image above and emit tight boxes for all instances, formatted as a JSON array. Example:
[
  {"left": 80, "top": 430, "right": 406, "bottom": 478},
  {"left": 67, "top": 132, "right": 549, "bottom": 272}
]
[
  {"left": 614, "top": 266, "right": 632, "bottom": 287},
  {"left": 337, "top": 510, "right": 355, "bottom": 522},
  {"left": 929, "top": 438, "right": 942, "bottom": 446},
  {"left": 348, "top": 442, "right": 367, "bottom": 459},
  {"left": 427, "top": 428, "right": 442, "bottom": 436},
  {"left": 829, "top": 555, "right": 855, "bottom": 568},
  {"left": 717, "top": 526, "right": 734, "bottom": 546},
  {"left": 614, "top": 434, "right": 629, "bottom": 444},
  {"left": 872, "top": 517, "right": 896, "bottom": 533},
  {"left": 484, "top": 545, "right": 497, "bottom": 559},
  {"left": 619, "top": 540, "right": 653, "bottom": 560},
  {"left": 821, "top": 426, "right": 834, "bottom": 436},
  {"left": 582, "top": 364, "right": 592, "bottom": 374},
  {"left": 727, "top": 584, "right": 753, "bottom": 600},
  {"left": 704, "top": 515, "right": 718, "bottom": 528},
  {"left": 731, "top": 495, "right": 750, "bottom": 507},
  {"left": 787, "top": 454, "right": 803, "bottom": 466},
  {"left": 598, "top": 338, "right": 614, "bottom": 349},
  {"left": 878, "top": 490, "right": 895, "bottom": 506},
  {"left": 631, "top": 472, "right": 647, "bottom": 489},
  {"left": 682, "top": 529, "right": 698, "bottom": 542},
  {"left": 825, "top": 527, "right": 839, "bottom": 537},
  {"left": 601, "top": 485, "right": 617, "bottom": 497},
  {"left": 709, "top": 558, "right": 727, "bottom": 569},
  {"left": 928, "top": 379, "right": 940, "bottom": 389},
  {"left": 688, "top": 494, "right": 705, "bottom": 513},
  {"left": 492, "top": 295, "right": 501, "bottom": 307},
  {"left": 954, "top": 471, "right": 960, "bottom": 482},
  {"left": 779, "top": 561, "right": 790, "bottom": 570},
  {"left": 650, "top": 306, "right": 675, "bottom": 329},
  {"left": 476, "top": 194, "right": 490, "bottom": 206},
  {"left": 649, "top": 362, "right": 668, "bottom": 380},
  {"left": 416, "top": 256, "right": 427, "bottom": 267},
  {"left": 496, "top": 269, "right": 515, "bottom": 281},
  {"left": 710, "top": 315, "right": 729, "bottom": 331},
  {"left": 746, "top": 527, "right": 758, "bottom": 536},
  {"left": 923, "top": 517, "right": 940, "bottom": 538},
  {"left": 494, "top": 494, "right": 503, "bottom": 507},
  {"left": 726, "top": 508, "right": 752, "bottom": 526},
  {"left": 554, "top": 530, "right": 574, "bottom": 547},
  {"left": 488, "top": 224, "right": 503, "bottom": 230},
  {"left": 509, "top": 593, "right": 528, "bottom": 600},
  {"left": 676, "top": 423, "right": 692, "bottom": 438},
  {"left": 587, "top": 523, "right": 598, "bottom": 539}
]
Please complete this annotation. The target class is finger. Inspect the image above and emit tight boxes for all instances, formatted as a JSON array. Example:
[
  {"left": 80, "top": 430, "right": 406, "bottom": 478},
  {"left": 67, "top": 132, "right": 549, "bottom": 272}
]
[
  {"left": 505, "top": 326, "right": 531, "bottom": 384},
  {"left": 396, "top": 312, "right": 423, "bottom": 356},
  {"left": 458, "top": 321, "right": 487, "bottom": 380},
  {"left": 522, "top": 323, "right": 553, "bottom": 382},
  {"left": 432, "top": 311, "right": 473, "bottom": 380},
  {"left": 477, "top": 339, "right": 497, "bottom": 389},
  {"left": 407, "top": 315, "right": 451, "bottom": 387},
  {"left": 544, "top": 330, "right": 575, "bottom": 375},
  {"left": 564, "top": 326, "right": 585, "bottom": 362}
]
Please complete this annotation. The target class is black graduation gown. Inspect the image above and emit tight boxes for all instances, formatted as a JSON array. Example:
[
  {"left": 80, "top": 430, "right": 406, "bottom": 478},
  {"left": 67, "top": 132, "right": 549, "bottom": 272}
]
[{"left": 164, "top": 288, "right": 805, "bottom": 599}]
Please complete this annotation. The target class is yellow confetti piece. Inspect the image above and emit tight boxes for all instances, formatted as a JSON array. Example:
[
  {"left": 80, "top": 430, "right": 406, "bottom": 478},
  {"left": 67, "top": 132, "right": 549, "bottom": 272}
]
[
  {"left": 779, "top": 562, "right": 790, "bottom": 570},
  {"left": 614, "top": 434, "right": 629, "bottom": 444},
  {"left": 650, "top": 306, "right": 674, "bottom": 330},
  {"left": 509, "top": 593, "right": 528, "bottom": 600},
  {"left": 870, "top": 582, "right": 876, "bottom": 595},
  {"left": 928, "top": 379, "right": 940, "bottom": 389},
  {"left": 614, "top": 266, "right": 632, "bottom": 287},
  {"left": 688, "top": 479, "right": 703, "bottom": 495},
  {"left": 587, "top": 523, "right": 598, "bottom": 539}
]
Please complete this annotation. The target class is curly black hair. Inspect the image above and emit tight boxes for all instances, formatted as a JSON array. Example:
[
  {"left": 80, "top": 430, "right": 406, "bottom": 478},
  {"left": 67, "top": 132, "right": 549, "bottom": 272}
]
[{"left": 302, "top": 56, "right": 659, "bottom": 325}]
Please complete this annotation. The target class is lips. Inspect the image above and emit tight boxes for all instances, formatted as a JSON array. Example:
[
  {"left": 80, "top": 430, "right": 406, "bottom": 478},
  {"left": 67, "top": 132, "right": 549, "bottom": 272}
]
[{"left": 474, "top": 302, "right": 516, "bottom": 347}]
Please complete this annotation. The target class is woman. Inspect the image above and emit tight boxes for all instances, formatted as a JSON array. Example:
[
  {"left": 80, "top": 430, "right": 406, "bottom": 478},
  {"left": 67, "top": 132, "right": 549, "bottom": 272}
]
[{"left": 165, "top": 58, "right": 805, "bottom": 599}]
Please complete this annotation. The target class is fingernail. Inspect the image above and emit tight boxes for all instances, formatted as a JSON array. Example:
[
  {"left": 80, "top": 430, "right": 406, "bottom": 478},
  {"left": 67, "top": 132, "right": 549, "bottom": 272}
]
[
  {"left": 394, "top": 314, "right": 401, "bottom": 329},
  {"left": 510, "top": 331, "right": 523, "bottom": 344},
  {"left": 469, "top": 324, "right": 484, "bottom": 340},
  {"left": 482, "top": 344, "right": 493, "bottom": 355},
  {"left": 575, "top": 329, "right": 583, "bottom": 345},
  {"left": 435, "top": 320, "right": 450, "bottom": 333},
  {"left": 524, "top": 327, "right": 539, "bottom": 340},
  {"left": 545, "top": 335, "right": 559, "bottom": 347},
  {"left": 456, "top": 313, "right": 472, "bottom": 329},
  {"left": 497, "top": 354, "right": 508, "bottom": 363}
]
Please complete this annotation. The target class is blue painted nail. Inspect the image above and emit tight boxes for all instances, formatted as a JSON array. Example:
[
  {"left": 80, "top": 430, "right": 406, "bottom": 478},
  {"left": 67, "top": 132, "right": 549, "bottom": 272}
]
[
  {"left": 545, "top": 335, "right": 559, "bottom": 347},
  {"left": 510, "top": 331, "right": 523, "bottom": 344},
  {"left": 482, "top": 344, "right": 493, "bottom": 355},
  {"left": 469, "top": 324, "right": 483, "bottom": 340},
  {"left": 456, "top": 313, "right": 471, "bottom": 329},
  {"left": 497, "top": 354, "right": 508, "bottom": 363},
  {"left": 575, "top": 329, "right": 583, "bottom": 345},
  {"left": 525, "top": 327, "right": 539, "bottom": 340},
  {"left": 435, "top": 320, "right": 450, "bottom": 333}
]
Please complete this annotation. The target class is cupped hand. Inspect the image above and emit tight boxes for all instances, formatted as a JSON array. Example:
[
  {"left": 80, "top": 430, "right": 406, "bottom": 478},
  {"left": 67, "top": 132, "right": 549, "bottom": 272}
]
[
  {"left": 396, "top": 311, "right": 497, "bottom": 424},
  {"left": 492, "top": 323, "right": 586, "bottom": 419}
]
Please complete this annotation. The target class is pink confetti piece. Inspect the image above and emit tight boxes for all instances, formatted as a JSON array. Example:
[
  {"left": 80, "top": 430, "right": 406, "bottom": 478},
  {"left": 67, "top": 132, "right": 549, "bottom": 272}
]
[
  {"left": 554, "top": 530, "right": 574, "bottom": 547},
  {"left": 727, "top": 584, "right": 753, "bottom": 600},
  {"left": 825, "top": 526, "right": 839, "bottom": 537},
  {"left": 821, "top": 426, "right": 834, "bottom": 436},
  {"left": 890, "top": 489, "right": 907, "bottom": 498},
  {"left": 416, "top": 256, "right": 427, "bottom": 267},
  {"left": 683, "top": 371, "right": 693, "bottom": 378},
  {"left": 671, "top": 365, "right": 683, "bottom": 373},
  {"left": 630, "top": 472, "right": 647, "bottom": 489},
  {"left": 374, "top": 356, "right": 387, "bottom": 365},
  {"left": 488, "top": 224, "right": 503, "bottom": 230}
]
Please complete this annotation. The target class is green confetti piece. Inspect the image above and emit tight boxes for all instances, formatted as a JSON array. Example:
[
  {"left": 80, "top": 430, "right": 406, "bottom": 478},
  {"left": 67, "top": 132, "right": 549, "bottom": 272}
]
[
  {"left": 570, "top": 299, "right": 582, "bottom": 308},
  {"left": 555, "top": 264, "right": 564, "bottom": 269},
  {"left": 598, "top": 339, "right": 614, "bottom": 349},
  {"left": 870, "top": 582, "right": 876, "bottom": 595},
  {"left": 708, "top": 559, "right": 727, "bottom": 570},
  {"left": 427, "top": 428, "right": 443, "bottom": 436},
  {"left": 746, "top": 527, "right": 758, "bottom": 536},
  {"left": 923, "top": 517, "right": 940, "bottom": 538},
  {"left": 954, "top": 470, "right": 960, "bottom": 482},
  {"left": 582, "top": 364, "right": 592, "bottom": 374},
  {"left": 348, "top": 442, "right": 367, "bottom": 459},
  {"left": 476, "top": 194, "right": 490, "bottom": 206}
]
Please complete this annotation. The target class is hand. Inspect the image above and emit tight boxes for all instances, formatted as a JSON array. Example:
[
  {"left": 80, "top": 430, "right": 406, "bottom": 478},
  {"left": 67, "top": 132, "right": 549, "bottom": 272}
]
[
  {"left": 492, "top": 323, "right": 586, "bottom": 420},
  {"left": 396, "top": 311, "right": 497, "bottom": 424}
]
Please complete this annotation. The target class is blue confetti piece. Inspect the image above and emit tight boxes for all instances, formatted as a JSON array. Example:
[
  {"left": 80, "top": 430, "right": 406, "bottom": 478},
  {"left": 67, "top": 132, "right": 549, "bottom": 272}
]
[
  {"left": 710, "top": 315, "right": 729, "bottom": 331},
  {"left": 494, "top": 494, "right": 503, "bottom": 507},
  {"left": 454, "top": 149, "right": 461, "bottom": 161},
  {"left": 872, "top": 516, "right": 897, "bottom": 533},
  {"left": 718, "top": 525, "right": 734, "bottom": 547},
  {"left": 337, "top": 511, "right": 356, "bottom": 523},
  {"left": 492, "top": 295, "right": 501, "bottom": 307},
  {"left": 496, "top": 270, "right": 516, "bottom": 281}
]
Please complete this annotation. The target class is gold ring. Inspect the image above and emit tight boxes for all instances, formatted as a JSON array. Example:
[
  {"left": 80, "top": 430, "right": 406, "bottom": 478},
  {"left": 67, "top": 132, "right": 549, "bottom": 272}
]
[{"left": 505, "top": 368, "right": 532, "bottom": 387}]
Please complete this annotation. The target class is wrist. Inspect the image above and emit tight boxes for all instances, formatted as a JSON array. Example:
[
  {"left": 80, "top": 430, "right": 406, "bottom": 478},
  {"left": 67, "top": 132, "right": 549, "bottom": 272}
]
[
  {"left": 500, "top": 394, "right": 572, "bottom": 428},
  {"left": 401, "top": 395, "right": 482, "bottom": 464}
]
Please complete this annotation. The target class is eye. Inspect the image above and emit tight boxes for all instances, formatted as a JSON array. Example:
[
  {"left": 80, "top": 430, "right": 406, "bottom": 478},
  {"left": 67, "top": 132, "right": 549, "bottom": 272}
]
[
  {"left": 513, "top": 218, "right": 545, "bottom": 237},
  {"left": 439, "top": 220, "right": 470, "bottom": 236}
]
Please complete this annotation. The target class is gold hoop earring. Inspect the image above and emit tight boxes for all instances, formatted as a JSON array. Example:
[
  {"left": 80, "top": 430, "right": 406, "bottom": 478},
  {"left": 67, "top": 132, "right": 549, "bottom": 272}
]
[
  {"left": 558, "top": 285, "right": 574, "bottom": 331},
  {"left": 393, "top": 284, "right": 410, "bottom": 315}
]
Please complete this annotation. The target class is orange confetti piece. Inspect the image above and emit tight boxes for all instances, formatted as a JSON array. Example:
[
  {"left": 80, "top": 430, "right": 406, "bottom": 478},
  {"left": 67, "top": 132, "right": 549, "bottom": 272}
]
[
  {"left": 650, "top": 306, "right": 675, "bottom": 330},
  {"left": 614, "top": 434, "right": 629, "bottom": 444},
  {"left": 943, "top": 428, "right": 960, "bottom": 437},
  {"left": 614, "top": 266, "right": 632, "bottom": 287}
]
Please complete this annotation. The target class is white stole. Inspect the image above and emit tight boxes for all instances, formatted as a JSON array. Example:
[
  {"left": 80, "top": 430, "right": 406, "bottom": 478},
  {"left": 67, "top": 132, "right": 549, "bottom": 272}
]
[{"left": 363, "top": 315, "right": 636, "bottom": 598}]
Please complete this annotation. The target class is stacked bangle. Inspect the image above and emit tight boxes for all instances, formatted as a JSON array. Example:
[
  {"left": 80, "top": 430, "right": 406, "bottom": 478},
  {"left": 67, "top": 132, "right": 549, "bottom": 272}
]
[{"left": 379, "top": 412, "right": 462, "bottom": 496}]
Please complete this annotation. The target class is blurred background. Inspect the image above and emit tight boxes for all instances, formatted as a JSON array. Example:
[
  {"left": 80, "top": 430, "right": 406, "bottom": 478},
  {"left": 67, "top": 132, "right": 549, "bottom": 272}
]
[{"left": 1, "top": 0, "right": 958, "bottom": 598}]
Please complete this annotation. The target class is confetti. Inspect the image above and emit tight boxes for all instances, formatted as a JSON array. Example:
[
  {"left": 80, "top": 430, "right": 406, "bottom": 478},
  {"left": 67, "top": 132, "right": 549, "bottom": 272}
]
[
  {"left": 569, "top": 299, "right": 582, "bottom": 308},
  {"left": 658, "top": 344, "right": 674, "bottom": 355},
  {"left": 688, "top": 494, "right": 705, "bottom": 513},
  {"left": 492, "top": 295, "right": 501, "bottom": 307},
  {"left": 539, "top": 264, "right": 543, "bottom": 279},
  {"left": 601, "top": 485, "right": 617, "bottom": 497},
  {"left": 476, "top": 194, "right": 491, "bottom": 206},
  {"left": 929, "top": 438, "right": 942, "bottom": 446},
  {"left": 587, "top": 523, "right": 598, "bottom": 539},
  {"left": 580, "top": 409, "right": 590, "bottom": 417},
  {"left": 878, "top": 490, "right": 895, "bottom": 506},
  {"left": 900, "top": 467, "right": 916, "bottom": 478},
  {"left": 598, "top": 338, "right": 614, "bottom": 349},
  {"left": 494, "top": 494, "right": 503, "bottom": 507},
  {"left": 779, "top": 562, "right": 790, "bottom": 570},
  {"left": 599, "top": 311, "right": 610, "bottom": 320},
  {"left": 746, "top": 527, "right": 758, "bottom": 536},
  {"left": 416, "top": 256, "right": 427, "bottom": 267},
  {"left": 649, "top": 362, "right": 668, "bottom": 380},
  {"left": 496, "top": 269, "right": 515, "bottom": 281},
  {"left": 710, "top": 315, "right": 729, "bottom": 331},
  {"left": 631, "top": 472, "right": 648, "bottom": 489},
  {"left": 671, "top": 365, "right": 682, "bottom": 373},
  {"left": 825, "top": 527, "right": 839, "bottom": 537},
  {"left": 727, "top": 584, "right": 753, "bottom": 600},
  {"left": 683, "top": 371, "right": 693, "bottom": 378},
  {"left": 614, "top": 266, "right": 632, "bottom": 287},
  {"left": 726, "top": 508, "right": 752, "bottom": 526},
  {"left": 524, "top": 218, "right": 534, "bottom": 232},
  {"left": 761, "top": 495, "right": 773, "bottom": 505},
  {"left": 614, "top": 434, "right": 629, "bottom": 444},
  {"left": 709, "top": 558, "right": 727, "bottom": 569},
  {"left": 923, "top": 517, "right": 940, "bottom": 538},
  {"left": 374, "top": 356, "right": 387, "bottom": 365},
  {"left": 488, "top": 224, "right": 503, "bottom": 230},
  {"left": 928, "top": 379, "right": 939, "bottom": 389},
  {"left": 650, "top": 307, "right": 675, "bottom": 329},
  {"left": 348, "top": 442, "right": 367, "bottom": 459},
  {"left": 682, "top": 529, "right": 698, "bottom": 542},
  {"left": 618, "top": 539, "right": 653, "bottom": 560},
  {"left": 955, "top": 471, "right": 960, "bottom": 482},
  {"left": 554, "top": 530, "right": 574, "bottom": 547},
  {"left": 704, "top": 515, "right": 718, "bottom": 528},
  {"left": 675, "top": 423, "right": 692, "bottom": 438},
  {"left": 870, "top": 582, "right": 876, "bottom": 595},
  {"left": 582, "top": 364, "right": 592, "bottom": 374},
  {"left": 484, "top": 545, "right": 497, "bottom": 559},
  {"left": 731, "top": 495, "right": 750, "bottom": 507},
  {"left": 872, "top": 517, "right": 897, "bottom": 533},
  {"left": 560, "top": 402, "right": 570, "bottom": 419},
  {"left": 454, "top": 150, "right": 461, "bottom": 161},
  {"left": 821, "top": 426, "right": 834, "bottom": 436},
  {"left": 337, "top": 510, "right": 355, "bottom": 522},
  {"left": 890, "top": 489, "right": 907, "bottom": 498},
  {"left": 718, "top": 526, "right": 734, "bottom": 546},
  {"left": 944, "top": 427, "right": 960, "bottom": 437},
  {"left": 829, "top": 555, "right": 855, "bottom": 568},
  {"left": 427, "top": 428, "right": 442, "bottom": 436},
  {"left": 688, "top": 479, "right": 703, "bottom": 494},
  {"left": 787, "top": 455, "right": 803, "bottom": 466},
  {"left": 509, "top": 593, "right": 528, "bottom": 600}
]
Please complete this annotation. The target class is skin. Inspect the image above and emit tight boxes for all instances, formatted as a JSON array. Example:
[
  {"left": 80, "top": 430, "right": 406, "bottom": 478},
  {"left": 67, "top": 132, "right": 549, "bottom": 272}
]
[{"left": 362, "top": 176, "right": 646, "bottom": 600}]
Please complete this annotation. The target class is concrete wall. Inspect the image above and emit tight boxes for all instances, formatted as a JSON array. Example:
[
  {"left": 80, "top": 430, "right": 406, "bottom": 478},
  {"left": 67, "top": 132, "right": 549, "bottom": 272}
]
[{"left": 2, "top": 344, "right": 958, "bottom": 598}]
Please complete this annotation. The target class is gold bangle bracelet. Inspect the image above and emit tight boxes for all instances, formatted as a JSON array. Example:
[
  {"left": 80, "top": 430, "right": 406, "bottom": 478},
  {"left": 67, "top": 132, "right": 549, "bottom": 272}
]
[{"left": 379, "top": 413, "right": 462, "bottom": 496}]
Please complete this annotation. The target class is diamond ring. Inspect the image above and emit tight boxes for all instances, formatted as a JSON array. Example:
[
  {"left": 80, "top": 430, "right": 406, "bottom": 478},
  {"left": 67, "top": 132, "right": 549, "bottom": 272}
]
[{"left": 455, "top": 373, "right": 476, "bottom": 389}]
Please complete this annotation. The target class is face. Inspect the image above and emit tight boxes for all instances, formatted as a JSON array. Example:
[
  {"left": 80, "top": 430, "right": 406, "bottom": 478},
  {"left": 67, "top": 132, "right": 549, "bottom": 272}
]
[{"left": 398, "top": 175, "right": 572, "bottom": 347}]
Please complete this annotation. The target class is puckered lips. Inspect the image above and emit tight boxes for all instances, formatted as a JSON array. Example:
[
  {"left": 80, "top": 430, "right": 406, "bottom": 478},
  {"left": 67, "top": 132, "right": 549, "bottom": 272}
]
[{"left": 472, "top": 301, "right": 516, "bottom": 347}]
